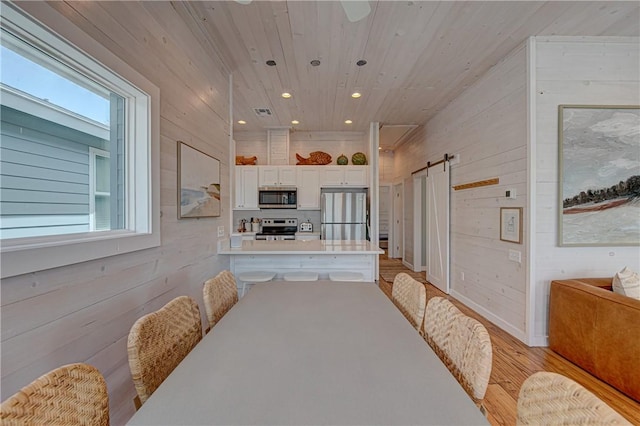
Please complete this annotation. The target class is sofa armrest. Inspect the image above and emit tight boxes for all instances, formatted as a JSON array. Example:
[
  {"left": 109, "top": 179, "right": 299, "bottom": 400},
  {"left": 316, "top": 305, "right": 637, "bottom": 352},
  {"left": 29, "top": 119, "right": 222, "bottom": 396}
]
[
  {"left": 549, "top": 278, "right": 640, "bottom": 403},
  {"left": 568, "top": 277, "right": 613, "bottom": 291},
  {"left": 549, "top": 280, "right": 600, "bottom": 372}
]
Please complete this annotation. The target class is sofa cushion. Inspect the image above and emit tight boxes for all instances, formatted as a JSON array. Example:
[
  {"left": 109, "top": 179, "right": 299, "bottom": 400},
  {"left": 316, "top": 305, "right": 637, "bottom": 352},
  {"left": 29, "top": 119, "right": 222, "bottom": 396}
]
[{"left": 613, "top": 267, "right": 640, "bottom": 300}]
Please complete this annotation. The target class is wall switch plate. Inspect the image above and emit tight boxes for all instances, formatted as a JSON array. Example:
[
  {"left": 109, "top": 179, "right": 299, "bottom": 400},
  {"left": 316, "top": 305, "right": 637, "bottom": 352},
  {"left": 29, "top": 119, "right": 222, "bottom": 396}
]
[
  {"left": 505, "top": 188, "right": 516, "bottom": 199},
  {"left": 217, "top": 226, "right": 225, "bottom": 237},
  {"left": 508, "top": 249, "right": 521, "bottom": 263}
]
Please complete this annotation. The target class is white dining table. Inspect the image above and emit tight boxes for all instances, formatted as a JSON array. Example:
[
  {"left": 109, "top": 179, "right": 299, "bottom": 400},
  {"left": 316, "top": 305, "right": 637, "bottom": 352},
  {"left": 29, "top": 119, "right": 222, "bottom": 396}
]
[{"left": 127, "top": 281, "right": 489, "bottom": 425}]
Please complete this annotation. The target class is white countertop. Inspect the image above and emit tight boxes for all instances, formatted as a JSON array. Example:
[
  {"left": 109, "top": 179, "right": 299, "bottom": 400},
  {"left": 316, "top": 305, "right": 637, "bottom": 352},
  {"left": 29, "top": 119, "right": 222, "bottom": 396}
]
[{"left": 219, "top": 239, "right": 383, "bottom": 255}]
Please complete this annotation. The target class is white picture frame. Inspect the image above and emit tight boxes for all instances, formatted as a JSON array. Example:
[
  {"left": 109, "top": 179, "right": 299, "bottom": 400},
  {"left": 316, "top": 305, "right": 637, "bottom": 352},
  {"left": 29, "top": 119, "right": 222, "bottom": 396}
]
[{"left": 500, "top": 207, "right": 522, "bottom": 244}]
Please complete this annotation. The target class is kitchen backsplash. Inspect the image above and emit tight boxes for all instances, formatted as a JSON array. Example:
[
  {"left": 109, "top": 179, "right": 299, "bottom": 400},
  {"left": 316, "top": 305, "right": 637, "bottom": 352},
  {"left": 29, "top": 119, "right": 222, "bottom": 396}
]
[{"left": 233, "top": 210, "right": 321, "bottom": 233}]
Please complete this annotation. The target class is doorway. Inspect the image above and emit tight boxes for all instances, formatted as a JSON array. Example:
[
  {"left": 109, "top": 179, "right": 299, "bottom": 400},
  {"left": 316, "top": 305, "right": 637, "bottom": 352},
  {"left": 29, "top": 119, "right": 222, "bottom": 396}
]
[
  {"left": 378, "top": 184, "right": 391, "bottom": 250},
  {"left": 391, "top": 182, "right": 403, "bottom": 259},
  {"left": 412, "top": 173, "right": 427, "bottom": 273}
]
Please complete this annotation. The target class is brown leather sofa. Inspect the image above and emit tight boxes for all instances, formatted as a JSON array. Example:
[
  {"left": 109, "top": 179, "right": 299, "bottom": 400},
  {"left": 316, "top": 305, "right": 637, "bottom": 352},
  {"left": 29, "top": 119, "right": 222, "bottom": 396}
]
[{"left": 549, "top": 278, "right": 640, "bottom": 402}]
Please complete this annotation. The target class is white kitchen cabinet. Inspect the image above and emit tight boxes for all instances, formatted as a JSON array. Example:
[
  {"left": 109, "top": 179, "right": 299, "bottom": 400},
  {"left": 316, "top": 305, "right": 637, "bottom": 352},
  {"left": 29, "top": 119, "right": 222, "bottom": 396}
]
[
  {"left": 296, "top": 167, "right": 320, "bottom": 209},
  {"left": 320, "top": 166, "right": 368, "bottom": 187},
  {"left": 259, "top": 166, "right": 297, "bottom": 186},
  {"left": 234, "top": 166, "right": 259, "bottom": 209}
]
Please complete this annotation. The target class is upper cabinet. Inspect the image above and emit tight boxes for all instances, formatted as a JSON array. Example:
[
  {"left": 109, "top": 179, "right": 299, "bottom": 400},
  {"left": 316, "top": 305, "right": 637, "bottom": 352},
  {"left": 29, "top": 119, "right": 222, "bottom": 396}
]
[
  {"left": 259, "top": 166, "right": 297, "bottom": 187},
  {"left": 320, "top": 166, "right": 368, "bottom": 187},
  {"left": 296, "top": 167, "right": 320, "bottom": 209},
  {"left": 234, "top": 166, "right": 259, "bottom": 210}
]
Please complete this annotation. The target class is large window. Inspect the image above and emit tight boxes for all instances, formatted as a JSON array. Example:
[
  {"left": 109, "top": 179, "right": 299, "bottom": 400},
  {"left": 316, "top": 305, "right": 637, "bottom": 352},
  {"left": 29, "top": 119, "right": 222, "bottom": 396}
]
[{"left": 0, "top": 3, "right": 160, "bottom": 277}]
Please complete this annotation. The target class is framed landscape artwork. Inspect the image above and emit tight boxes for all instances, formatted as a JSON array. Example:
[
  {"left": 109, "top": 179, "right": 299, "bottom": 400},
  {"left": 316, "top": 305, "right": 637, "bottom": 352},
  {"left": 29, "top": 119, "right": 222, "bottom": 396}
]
[
  {"left": 558, "top": 105, "right": 640, "bottom": 246},
  {"left": 178, "top": 141, "right": 221, "bottom": 219}
]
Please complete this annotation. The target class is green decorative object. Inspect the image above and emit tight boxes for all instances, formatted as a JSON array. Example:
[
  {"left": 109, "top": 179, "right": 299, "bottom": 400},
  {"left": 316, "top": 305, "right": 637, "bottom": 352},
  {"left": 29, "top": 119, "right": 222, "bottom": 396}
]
[
  {"left": 351, "top": 152, "right": 367, "bottom": 165},
  {"left": 337, "top": 154, "right": 348, "bottom": 165}
]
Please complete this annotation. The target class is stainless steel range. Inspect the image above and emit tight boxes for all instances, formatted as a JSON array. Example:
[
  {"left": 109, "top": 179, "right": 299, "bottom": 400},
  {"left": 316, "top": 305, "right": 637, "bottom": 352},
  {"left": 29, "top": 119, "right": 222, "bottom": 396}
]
[{"left": 255, "top": 218, "right": 298, "bottom": 240}]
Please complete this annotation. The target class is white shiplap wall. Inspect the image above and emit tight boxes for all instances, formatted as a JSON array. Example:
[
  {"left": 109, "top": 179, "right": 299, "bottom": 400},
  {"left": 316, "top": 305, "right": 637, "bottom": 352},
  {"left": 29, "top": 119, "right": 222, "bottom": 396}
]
[
  {"left": 531, "top": 36, "right": 640, "bottom": 345},
  {"left": 378, "top": 150, "right": 395, "bottom": 184},
  {"left": 394, "top": 44, "right": 530, "bottom": 340},
  {"left": 0, "top": 3, "right": 231, "bottom": 424}
]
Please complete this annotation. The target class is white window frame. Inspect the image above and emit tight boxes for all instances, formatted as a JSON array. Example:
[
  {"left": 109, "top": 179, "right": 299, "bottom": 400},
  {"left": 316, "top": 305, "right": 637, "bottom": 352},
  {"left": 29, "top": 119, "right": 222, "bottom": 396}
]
[
  {"left": 0, "top": 2, "right": 160, "bottom": 278},
  {"left": 89, "top": 147, "right": 110, "bottom": 232}
]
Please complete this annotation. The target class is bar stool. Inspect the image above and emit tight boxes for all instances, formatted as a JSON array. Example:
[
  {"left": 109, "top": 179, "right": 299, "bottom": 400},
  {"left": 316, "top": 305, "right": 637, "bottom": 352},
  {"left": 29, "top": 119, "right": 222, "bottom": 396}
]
[
  {"left": 283, "top": 271, "right": 319, "bottom": 281},
  {"left": 329, "top": 271, "right": 364, "bottom": 282},
  {"left": 237, "top": 271, "right": 276, "bottom": 297}
]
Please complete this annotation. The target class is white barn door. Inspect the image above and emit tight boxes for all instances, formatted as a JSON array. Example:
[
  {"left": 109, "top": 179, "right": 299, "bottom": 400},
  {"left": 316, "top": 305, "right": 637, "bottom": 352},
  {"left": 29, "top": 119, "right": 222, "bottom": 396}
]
[{"left": 426, "top": 163, "right": 450, "bottom": 294}]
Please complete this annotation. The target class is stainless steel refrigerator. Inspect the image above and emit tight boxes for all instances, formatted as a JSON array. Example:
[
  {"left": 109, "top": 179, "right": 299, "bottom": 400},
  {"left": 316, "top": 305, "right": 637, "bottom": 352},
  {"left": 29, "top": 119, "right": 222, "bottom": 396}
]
[{"left": 320, "top": 190, "right": 368, "bottom": 240}]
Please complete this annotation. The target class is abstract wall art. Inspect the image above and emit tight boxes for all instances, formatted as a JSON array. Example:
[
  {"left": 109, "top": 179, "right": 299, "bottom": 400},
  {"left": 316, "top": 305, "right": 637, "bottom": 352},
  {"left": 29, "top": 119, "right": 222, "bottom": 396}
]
[{"left": 558, "top": 105, "right": 640, "bottom": 246}]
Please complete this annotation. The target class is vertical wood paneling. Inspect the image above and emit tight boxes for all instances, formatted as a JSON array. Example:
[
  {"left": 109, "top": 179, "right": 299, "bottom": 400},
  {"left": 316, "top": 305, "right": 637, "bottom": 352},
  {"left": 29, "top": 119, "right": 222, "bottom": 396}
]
[
  {"left": 394, "top": 44, "right": 529, "bottom": 340},
  {"left": 0, "top": 3, "right": 231, "bottom": 424},
  {"left": 532, "top": 37, "right": 640, "bottom": 344}
]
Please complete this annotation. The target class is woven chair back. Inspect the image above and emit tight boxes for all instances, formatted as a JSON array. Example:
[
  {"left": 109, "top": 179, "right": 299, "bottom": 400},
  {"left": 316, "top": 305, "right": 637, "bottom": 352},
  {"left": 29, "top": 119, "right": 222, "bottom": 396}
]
[
  {"left": 517, "top": 371, "right": 631, "bottom": 425},
  {"left": 0, "top": 363, "right": 109, "bottom": 426},
  {"left": 424, "top": 297, "right": 492, "bottom": 403},
  {"left": 127, "top": 295, "right": 202, "bottom": 406},
  {"left": 447, "top": 315, "right": 492, "bottom": 401},
  {"left": 203, "top": 270, "right": 239, "bottom": 331},
  {"left": 423, "top": 296, "right": 461, "bottom": 355},
  {"left": 391, "top": 273, "right": 426, "bottom": 331}
]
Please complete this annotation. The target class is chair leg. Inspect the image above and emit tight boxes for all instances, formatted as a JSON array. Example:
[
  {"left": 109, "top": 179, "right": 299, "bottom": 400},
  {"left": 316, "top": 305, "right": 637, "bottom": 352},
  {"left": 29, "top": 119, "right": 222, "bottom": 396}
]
[{"left": 134, "top": 395, "right": 142, "bottom": 410}]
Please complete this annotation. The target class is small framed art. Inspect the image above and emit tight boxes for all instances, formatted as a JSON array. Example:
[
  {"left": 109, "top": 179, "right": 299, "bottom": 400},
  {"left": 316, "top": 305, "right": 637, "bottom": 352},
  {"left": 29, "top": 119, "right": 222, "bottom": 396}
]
[{"left": 500, "top": 207, "right": 522, "bottom": 244}]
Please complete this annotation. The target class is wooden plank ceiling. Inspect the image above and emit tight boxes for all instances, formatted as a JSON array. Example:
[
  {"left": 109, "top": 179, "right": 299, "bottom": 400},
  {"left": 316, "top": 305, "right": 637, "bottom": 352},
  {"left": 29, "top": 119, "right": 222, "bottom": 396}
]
[{"left": 176, "top": 1, "right": 639, "bottom": 148}]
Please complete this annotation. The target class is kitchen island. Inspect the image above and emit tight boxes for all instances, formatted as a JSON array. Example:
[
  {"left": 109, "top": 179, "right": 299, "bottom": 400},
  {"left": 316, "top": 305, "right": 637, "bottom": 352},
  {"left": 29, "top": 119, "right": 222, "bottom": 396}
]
[{"left": 219, "top": 240, "right": 383, "bottom": 288}]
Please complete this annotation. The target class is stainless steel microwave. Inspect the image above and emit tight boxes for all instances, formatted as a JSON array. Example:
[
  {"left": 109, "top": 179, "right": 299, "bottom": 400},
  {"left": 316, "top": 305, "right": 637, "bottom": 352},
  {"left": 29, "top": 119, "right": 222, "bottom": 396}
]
[{"left": 258, "top": 187, "right": 297, "bottom": 209}]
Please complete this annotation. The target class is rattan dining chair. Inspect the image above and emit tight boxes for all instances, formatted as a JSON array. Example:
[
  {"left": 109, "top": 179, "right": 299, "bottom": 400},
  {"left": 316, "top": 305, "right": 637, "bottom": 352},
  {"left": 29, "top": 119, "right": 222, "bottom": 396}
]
[
  {"left": 423, "top": 296, "right": 462, "bottom": 352},
  {"left": 203, "top": 270, "right": 239, "bottom": 333},
  {"left": 424, "top": 297, "right": 493, "bottom": 413},
  {"left": 127, "top": 295, "right": 202, "bottom": 409},
  {"left": 517, "top": 371, "right": 631, "bottom": 425},
  {"left": 0, "top": 362, "right": 109, "bottom": 426},
  {"left": 447, "top": 315, "right": 492, "bottom": 408},
  {"left": 391, "top": 273, "right": 426, "bottom": 332}
]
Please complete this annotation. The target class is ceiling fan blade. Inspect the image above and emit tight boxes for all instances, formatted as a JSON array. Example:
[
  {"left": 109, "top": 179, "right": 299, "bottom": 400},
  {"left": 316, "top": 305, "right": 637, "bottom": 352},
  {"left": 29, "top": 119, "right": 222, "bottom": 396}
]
[{"left": 340, "top": 1, "right": 371, "bottom": 23}]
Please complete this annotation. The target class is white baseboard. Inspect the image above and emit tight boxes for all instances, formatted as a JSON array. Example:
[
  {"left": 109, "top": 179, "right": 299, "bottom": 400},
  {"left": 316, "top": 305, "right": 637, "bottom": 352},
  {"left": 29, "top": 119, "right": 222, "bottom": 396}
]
[
  {"left": 402, "top": 259, "right": 414, "bottom": 270},
  {"left": 450, "top": 289, "right": 529, "bottom": 345},
  {"left": 529, "top": 335, "right": 548, "bottom": 347}
]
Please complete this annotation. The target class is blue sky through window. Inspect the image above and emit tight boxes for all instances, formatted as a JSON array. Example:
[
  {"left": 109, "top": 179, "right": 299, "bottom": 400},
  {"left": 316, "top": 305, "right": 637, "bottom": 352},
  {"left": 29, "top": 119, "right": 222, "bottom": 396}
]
[{"left": 1, "top": 45, "right": 110, "bottom": 125}]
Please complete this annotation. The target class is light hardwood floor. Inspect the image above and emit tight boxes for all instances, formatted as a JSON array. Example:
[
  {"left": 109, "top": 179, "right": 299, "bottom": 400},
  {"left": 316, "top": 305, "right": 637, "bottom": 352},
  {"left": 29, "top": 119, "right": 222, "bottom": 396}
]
[{"left": 378, "top": 252, "right": 640, "bottom": 425}]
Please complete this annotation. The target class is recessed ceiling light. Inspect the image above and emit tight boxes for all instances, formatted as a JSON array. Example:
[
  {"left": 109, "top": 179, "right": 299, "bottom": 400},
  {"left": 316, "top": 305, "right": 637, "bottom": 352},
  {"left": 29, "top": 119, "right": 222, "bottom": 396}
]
[
  {"left": 345, "top": 119, "right": 353, "bottom": 124},
  {"left": 356, "top": 59, "right": 367, "bottom": 66},
  {"left": 310, "top": 59, "right": 321, "bottom": 66},
  {"left": 266, "top": 60, "right": 277, "bottom": 66},
  {"left": 351, "top": 92, "right": 362, "bottom": 98},
  {"left": 237, "top": 120, "right": 246, "bottom": 124},
  {"left": 281, "top": 92, "right": 292, "bottom": 99},
  {"left": 291, "top": 120, "right": 299, "bottom": 125},
  {"left": 378, "top": 147, "right": 382, "bottom": 150}
]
